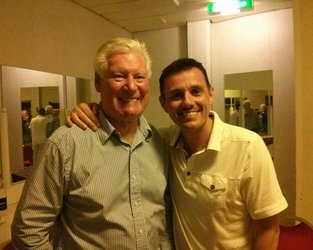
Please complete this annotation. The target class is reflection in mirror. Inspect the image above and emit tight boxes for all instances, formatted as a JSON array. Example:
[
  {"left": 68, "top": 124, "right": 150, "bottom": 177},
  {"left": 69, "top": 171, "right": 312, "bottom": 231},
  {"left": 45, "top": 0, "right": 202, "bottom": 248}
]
[
  {"left": 224, "top": 70, "right": 274, "bottom": 157},
  {"left": 225, "top": 90, "right": 273, "bottom": 135},
  {"left": 20, "top": 87, "right": 60, "bottom": 167},
  {"left": 1, "top": 65, "right": 93, "bottom": 184},
  {"left": 1, "top": 65, "right": 64, "bottom": 183}
]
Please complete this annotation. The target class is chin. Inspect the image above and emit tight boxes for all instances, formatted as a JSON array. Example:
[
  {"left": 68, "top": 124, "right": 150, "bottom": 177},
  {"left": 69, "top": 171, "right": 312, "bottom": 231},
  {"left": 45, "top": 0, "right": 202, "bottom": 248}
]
[
  {"left": 121, "top": 110, "right": 144, "bottom": 118},
  {"left": 177, "top": 121, "right": 199, "bottom": 129}
]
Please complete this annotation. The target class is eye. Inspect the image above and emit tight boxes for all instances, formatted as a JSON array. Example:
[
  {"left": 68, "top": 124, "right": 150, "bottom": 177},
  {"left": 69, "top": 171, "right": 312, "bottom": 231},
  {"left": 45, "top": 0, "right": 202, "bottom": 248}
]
[
  {"left": 113, "top": 74, "right": 125, "bottom": 82},
  {"left": 169, "top": 90, "right": 183, "bottom": 100},
  {"left": 190, "top": 86, "right": 203, "bottom": 96},
  {"left": 134, "top": 75, "right": 146, "bottom": 83}
]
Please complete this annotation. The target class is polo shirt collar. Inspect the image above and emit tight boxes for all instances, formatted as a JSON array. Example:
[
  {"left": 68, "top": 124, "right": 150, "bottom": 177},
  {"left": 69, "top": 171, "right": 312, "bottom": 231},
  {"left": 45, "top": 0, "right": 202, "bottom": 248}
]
[
  {"left": 207, "top": 111, "right": 224, "bottom": 152},
  {"left": 170, "top": 111, "right": 225, "bottom": 152}
]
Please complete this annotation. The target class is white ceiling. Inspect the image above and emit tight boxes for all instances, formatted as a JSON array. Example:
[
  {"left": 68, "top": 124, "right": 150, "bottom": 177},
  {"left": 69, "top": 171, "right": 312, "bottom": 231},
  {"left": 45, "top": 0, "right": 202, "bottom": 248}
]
[{"left": 71, "top": 0, "right": 292, "bottom": 33}]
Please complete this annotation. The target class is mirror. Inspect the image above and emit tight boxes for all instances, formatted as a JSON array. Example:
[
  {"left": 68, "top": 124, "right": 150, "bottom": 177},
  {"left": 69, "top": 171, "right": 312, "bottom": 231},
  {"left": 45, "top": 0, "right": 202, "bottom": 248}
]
[
  {"left": 21, "top": 87, "right": 60, "bottom": 167},
  {"left": 224, "top": 70, "right": 274, "bottom": 156},
  {"left": 1, "top": 65, "right": 64, "bottom": 181},
  {"left": 0, "top": 65, "right": 93, "bottom": 182}
]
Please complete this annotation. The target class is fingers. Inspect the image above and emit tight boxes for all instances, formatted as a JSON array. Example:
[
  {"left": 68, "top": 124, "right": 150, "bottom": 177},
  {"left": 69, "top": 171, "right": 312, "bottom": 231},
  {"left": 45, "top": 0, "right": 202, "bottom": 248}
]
[
  {"left": 87, "top": 103, "right": 101, "bottom": 128},
  {"left": 65, "top": 114, "right": 74, "bottom": 128},
  {"left": 73, "top": 104, "right": 98, "bottom": 131},
  {"left": 70, "top": 111, "right": 88, "bottom": 130},
  {"left": 65, "top": 103, "right": 100, "bottom": 131}
]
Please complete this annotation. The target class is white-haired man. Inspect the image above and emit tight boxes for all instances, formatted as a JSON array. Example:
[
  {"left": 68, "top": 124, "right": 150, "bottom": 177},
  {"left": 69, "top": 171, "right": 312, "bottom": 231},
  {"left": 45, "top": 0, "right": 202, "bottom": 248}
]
[{"left": 12, "top": 38, "right": 173, "bottom": 249}]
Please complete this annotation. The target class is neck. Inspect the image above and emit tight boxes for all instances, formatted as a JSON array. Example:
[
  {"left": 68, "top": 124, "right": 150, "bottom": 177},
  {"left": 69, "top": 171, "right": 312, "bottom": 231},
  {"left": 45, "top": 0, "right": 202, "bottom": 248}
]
[
  {"left": 181, "top": 117, "right": 213, "bottom": 156},
  {"left": 108, "top": 118, "right": 139, "bottom": 144}
]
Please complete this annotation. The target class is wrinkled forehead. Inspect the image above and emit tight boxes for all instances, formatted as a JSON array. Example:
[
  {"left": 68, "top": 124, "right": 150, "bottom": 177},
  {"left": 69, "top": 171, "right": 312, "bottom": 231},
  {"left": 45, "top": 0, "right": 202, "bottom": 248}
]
[
  {"left": 106, "top": 52, "right": 148, "bottom": 73},
  {"left": 107, "top": 51, "right": 145, "bottom": 63}
]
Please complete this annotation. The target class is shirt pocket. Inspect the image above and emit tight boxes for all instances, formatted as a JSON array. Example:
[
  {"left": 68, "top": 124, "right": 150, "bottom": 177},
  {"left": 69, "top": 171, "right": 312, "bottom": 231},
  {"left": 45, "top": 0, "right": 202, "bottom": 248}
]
[{"left": 197, "top": 175, "right": 228, "bottom": 210}]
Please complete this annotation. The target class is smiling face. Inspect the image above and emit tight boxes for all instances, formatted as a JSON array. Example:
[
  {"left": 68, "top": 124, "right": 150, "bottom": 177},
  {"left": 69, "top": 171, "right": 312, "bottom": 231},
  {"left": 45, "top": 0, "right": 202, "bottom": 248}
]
[
  {"left": 159, "top": 67, "right": 214, "bottom": 133},
  {"left": 95, "top": 51, "right": 150, "bottom": 127}
]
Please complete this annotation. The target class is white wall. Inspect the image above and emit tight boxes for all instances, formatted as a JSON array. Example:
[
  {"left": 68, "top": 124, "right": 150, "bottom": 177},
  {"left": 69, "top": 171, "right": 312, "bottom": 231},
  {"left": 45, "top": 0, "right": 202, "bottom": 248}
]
[
  {"left": 188, "top": 9, "right": 295, "bottom": 219},
  {"left": 187, "top": 20, "right": 212, "bottom": 79},
  {"left": 134, "top": 27, "right": 188, "bottom": 128}
]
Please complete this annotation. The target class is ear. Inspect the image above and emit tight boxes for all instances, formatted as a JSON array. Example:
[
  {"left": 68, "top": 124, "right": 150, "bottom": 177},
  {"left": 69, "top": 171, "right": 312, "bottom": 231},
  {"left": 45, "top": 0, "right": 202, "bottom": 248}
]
[
  {"left": 159, "top": 96, "right": 169, "bottom": 113},
  {"left": 94, "top": 73, "right": 101, "bottom": 93},
  {"left": 208, "top": 86, "right": 214, "bottom": 105}
]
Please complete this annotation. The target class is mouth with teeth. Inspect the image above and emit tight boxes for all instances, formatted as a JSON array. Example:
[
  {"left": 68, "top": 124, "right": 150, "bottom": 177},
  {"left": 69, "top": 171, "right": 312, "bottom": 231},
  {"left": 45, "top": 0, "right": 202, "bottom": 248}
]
[
  {"left": 179, "top": 110, "right": 199, "bottom": 118},
  {"left": 119, "top": 97, "right": 140, "bottom": 103}
]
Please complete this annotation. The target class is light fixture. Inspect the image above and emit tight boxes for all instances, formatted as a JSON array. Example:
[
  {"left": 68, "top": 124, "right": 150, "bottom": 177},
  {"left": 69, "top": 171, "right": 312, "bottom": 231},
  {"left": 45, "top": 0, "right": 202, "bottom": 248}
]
[{"left": 208, "top": 0, "right": 254, "bottom": 15}]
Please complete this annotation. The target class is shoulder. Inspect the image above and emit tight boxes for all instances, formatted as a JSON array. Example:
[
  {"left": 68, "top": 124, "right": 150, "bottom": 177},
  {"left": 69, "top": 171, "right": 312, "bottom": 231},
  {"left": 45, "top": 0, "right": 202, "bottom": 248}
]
[
  {"left": 223, "top": 123, "right": 260, "bottom": 143},
  {"left": 211, "top": 110, "right": 261, "bottom": 145},
  {"left": 29, "top": 116, "right": 38, "bottom": 123},
  {"left": 158, "top": 124, "right": 180, "bottom": 146},
  {"left": 48, "top": 125, "right": 98, "bottom": 145},
  {"left": 217, "top": 121, "right": 269, "bottom": 158},
  {"left": 148, "top": 123, "right": 168, "bottom": 145}
]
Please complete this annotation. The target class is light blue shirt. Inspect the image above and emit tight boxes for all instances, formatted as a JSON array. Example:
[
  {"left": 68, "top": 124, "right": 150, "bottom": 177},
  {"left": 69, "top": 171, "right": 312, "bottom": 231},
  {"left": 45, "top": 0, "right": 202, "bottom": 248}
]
[{"left": 12, "top": 109, "right": 173, "bottom": 249}]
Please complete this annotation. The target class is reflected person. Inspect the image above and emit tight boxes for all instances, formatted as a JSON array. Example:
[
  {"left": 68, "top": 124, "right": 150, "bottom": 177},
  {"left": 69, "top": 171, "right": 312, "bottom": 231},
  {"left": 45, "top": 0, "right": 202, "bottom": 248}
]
[
  {"left": 67, "top": 58, "right": 287, "bottom": 249},
  {"left": 29, "top": 107, "right": 53, "bottom": 161},
  {"left": 243, "top": 99, "right": 260, "bottom": 132},
  {"left": 229, "top": 101, "right": 240, "bottom": 126},
  {"left": 45, "top": 105, "right": 60, "bottom": 137},
  {"left": 21, "top": 109, "right": 32, "bottom": 145},
  {"left": 258, "top": 103, "right": 268, "bottom": 134},
  {"left": 12, "top": 37, "right": 173, "bottom": 249}
]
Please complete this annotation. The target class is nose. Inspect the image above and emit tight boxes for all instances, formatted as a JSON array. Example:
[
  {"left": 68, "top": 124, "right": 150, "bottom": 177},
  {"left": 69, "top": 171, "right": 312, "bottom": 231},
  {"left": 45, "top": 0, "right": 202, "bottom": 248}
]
[
  {"left": 124, "top": 75, "right": 137, "bottom": 91},
  {"left": 182, "top": 92, "right": 194, "bottom": 106}
]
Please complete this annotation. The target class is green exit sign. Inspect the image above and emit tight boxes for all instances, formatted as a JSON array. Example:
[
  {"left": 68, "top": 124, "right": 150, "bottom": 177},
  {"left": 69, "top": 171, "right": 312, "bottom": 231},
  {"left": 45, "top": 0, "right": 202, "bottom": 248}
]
[{"left": 208, "top": 0, "right": 254, "bottom": 14}]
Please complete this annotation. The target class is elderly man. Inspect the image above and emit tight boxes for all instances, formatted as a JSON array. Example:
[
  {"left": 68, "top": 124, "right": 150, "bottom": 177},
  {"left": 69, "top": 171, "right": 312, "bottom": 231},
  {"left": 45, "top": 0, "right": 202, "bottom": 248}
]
[{"left": 12, "top": 38, "right": 173, "bottom": 249}]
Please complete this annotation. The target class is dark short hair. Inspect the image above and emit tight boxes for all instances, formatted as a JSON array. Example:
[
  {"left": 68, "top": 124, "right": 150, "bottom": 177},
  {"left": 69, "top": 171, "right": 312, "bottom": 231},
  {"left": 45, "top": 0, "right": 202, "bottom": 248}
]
[
  {"left": 159, "top": 58, "right": 211, "bottom": 98},
  {"left": 38, "top": 108, "right": 45, "bottom": 116}
]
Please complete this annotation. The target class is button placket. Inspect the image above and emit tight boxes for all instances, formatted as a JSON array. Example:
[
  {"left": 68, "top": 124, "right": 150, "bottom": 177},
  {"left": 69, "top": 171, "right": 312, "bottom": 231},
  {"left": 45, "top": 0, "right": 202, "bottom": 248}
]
[
  {"left": 129, "top": 149, "right": 148, "bottom": 249},
  {"left": 185, "top": 155, "right": 197, "bottom": 178}
]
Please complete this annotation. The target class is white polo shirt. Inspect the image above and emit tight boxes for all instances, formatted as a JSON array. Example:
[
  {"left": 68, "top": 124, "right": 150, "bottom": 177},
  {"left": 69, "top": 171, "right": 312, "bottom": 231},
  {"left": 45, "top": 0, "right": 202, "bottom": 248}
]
[{"left": 162, "top": 111, "right": 288, "bottom": 250}]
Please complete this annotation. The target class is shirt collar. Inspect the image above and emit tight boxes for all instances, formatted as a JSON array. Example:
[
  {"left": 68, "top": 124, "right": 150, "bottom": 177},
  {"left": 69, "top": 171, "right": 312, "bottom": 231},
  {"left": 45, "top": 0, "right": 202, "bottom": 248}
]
[
  {"left": 207, "top": 111, "right": 225, "bottom": 151},
  {"left": 97, "top": 108, "right": 152, "bottom": 144},
  {"left": 170, "top": 111, "right": 226, "bottom": 152}
]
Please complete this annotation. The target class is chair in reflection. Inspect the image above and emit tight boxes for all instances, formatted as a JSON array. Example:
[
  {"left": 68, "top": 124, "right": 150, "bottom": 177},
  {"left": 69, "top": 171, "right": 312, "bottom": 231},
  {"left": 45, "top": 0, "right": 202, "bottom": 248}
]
[{"left": 278, "top": 216, "right": 313, "bottom": 250}]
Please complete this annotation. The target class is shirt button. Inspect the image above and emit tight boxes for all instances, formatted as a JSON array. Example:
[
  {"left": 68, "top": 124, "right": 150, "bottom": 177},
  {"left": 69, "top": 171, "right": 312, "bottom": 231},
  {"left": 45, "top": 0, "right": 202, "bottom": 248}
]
[
  {"left": 186, "top": 171, "right": 191, "bottom": 176},
  {"left": 210, "top": 185, "right": 215, "bottom": 190},
  {"left": 139, "top": 229, "right": 144, "bottom": 234}
]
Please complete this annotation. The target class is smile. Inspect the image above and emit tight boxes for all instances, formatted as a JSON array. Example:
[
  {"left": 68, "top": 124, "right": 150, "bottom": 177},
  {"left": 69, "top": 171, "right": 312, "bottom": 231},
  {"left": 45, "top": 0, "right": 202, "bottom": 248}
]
[
  {"left": 120, "top": 97, "right": 139, "bottom": 103},
  {"left": 180, "top": 111, "right": 198, "bottom": 117}
]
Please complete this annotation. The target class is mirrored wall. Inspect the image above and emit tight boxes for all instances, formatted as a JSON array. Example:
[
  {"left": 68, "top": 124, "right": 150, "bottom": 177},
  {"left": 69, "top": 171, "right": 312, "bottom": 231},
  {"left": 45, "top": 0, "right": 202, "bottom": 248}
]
[
  {"left": 0, "top": 65, "right": 92, "bottom": 181},
  {"left": 224, "top": 70, "right": 274, "bottom": 156},
  {"left": 21, "top": 86, "right": 60, "bottom": 168}
]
